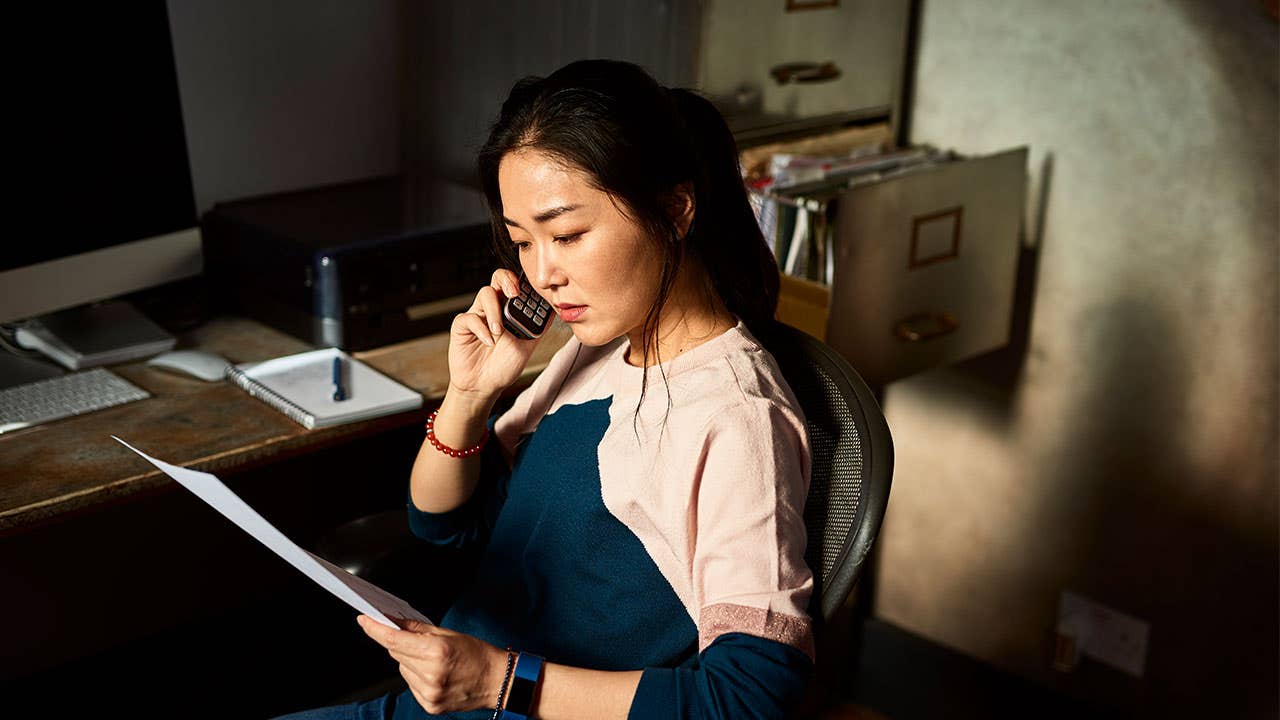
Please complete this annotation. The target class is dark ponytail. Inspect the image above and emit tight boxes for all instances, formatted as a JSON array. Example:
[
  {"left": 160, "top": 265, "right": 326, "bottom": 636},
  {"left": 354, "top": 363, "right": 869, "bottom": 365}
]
[{"left": 665, "top": 87, "right": 780, "bottom": 333}]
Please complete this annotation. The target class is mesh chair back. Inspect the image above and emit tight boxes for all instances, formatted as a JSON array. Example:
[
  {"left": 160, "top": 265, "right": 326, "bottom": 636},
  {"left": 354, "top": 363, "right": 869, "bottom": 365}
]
[{"left": 756, "top": 321, "right": 894, "bottom": 624}]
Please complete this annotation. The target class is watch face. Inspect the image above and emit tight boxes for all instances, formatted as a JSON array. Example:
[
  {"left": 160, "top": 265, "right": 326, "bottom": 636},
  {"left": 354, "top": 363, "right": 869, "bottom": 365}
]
[{"left": 504, "top": 653, "right": 544, "bottom": 717}]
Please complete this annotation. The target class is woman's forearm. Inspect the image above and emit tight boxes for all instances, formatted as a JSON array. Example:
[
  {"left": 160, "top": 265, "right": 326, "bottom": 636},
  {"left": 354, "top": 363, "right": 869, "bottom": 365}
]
[
  {"left": 409, "top": 387, "right": 499, "bottom": 513},
  {"left": 523, "top": 662, "right": 642, "bottom": 720}
]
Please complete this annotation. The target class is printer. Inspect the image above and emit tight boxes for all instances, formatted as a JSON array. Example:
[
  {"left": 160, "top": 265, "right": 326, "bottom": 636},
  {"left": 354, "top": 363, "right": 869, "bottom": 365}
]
[{"left": 201, "top": 176, "right": 495, "bottom": 351}]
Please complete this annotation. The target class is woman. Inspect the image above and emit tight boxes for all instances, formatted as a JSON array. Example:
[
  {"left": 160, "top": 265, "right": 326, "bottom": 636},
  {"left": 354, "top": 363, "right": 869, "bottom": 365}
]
[{"left": 279, "top": 58, "right": 813, "bottom": 720}]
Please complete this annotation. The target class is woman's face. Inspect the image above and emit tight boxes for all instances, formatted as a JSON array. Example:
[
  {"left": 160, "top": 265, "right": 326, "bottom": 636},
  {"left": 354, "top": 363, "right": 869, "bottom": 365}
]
[{"left": 498, "top": 149, "right": 666, "bottom": 348}]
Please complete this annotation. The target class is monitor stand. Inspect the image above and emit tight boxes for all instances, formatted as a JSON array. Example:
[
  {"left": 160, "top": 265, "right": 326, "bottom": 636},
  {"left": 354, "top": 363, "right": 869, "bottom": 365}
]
[{"left": 13, "top": 300, "right": 176, "bottom": 371}]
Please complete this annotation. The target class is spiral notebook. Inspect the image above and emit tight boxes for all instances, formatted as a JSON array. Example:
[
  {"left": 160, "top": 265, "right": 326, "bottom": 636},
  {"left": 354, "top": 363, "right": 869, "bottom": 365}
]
[{"left": 227, "top": 347, "right": 423, "bottom": 429}]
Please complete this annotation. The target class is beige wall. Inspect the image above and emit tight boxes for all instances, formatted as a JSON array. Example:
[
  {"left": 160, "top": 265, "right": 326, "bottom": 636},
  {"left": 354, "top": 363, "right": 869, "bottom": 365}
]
[{"left": 874, "top": 1, "right": 1278, "bottom": 717}]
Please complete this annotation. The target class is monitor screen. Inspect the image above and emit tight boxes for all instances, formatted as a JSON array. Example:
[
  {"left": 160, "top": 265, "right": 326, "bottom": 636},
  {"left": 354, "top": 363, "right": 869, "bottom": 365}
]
[{"left": 2, "top": 2, "right": 199, "bottom": 321}]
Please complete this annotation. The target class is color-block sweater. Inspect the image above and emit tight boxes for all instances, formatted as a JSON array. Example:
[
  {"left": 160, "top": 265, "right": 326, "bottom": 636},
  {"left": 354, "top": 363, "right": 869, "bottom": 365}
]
[{"left": 396, "top": 320, "right": 814, "bottom": 720}]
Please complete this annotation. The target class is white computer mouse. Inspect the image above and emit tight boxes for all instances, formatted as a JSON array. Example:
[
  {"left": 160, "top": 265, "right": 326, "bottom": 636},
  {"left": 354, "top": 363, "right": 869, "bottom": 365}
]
[{"left": 146, "top": 349, "right": 232, "bottom": 382}]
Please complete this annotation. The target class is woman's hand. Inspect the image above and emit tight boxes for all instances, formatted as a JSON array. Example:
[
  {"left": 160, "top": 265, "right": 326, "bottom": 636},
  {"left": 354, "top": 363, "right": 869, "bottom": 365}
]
[
  {"left": 357, "top": 615, "right": 508, "bottom": 715},
  {"left": 447, "top": 268, "right": 543, "bottom": 402}
]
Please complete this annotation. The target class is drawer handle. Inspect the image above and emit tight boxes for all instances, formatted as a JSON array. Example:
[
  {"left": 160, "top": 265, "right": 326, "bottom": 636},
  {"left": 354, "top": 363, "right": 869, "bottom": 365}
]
[
  {"left": 894, "top": 312, "right": 959, "bottom": 342},
  {"left": 769, "top": 61, "right": 842, "bottom": 84}
]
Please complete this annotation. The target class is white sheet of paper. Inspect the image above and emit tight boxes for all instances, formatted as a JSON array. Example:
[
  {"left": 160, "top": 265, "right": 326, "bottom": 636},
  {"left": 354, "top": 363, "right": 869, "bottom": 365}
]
[{"left": 113, "top": 436, "right": 431, "bottom": 630}]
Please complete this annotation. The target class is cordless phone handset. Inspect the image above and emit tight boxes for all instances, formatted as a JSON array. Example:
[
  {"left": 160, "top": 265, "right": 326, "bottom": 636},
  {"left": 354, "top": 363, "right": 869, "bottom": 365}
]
[{"left": 501, "top": 274, "right": 554, "bottom": 340}]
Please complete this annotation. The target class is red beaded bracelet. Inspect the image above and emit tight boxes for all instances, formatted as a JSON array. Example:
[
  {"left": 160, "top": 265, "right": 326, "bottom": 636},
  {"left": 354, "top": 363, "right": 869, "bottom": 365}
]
[{"left": 424, "top": 408, "right": 489, "bottom": 458}]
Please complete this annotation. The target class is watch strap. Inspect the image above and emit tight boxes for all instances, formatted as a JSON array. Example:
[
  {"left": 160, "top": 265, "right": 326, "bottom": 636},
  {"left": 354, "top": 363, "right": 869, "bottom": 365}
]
[{"left": 502, "top": 652, "right": 544, "bottom": 718}]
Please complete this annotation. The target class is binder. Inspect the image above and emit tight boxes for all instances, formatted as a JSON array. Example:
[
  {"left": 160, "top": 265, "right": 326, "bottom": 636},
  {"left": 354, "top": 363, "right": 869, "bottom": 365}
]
[{"left": 227, "top": 347, "right": 422, "bottom": 429}]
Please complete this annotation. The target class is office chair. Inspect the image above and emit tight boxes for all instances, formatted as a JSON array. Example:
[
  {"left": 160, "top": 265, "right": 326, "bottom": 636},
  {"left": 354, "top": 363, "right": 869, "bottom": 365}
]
[
  {"left": 752, "top": 320, "right": 895, "bottom": 718},
  {"left": 753, "top": 320, "right": 894, "bottom": 626},
  {"left": 315, "top": 321, "right": 895, "bottom": 713}
]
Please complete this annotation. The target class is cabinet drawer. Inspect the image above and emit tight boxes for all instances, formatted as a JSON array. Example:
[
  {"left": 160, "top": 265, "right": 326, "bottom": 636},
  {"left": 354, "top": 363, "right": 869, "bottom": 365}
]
[{"left": 823, "top": 147, "right": 1028, "bottom": 385}]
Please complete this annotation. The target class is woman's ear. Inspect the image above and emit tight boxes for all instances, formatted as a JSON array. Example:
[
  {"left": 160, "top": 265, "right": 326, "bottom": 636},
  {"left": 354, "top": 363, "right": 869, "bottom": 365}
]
[{"left": 666, "top": 182, "right": 696, "bottom": 240}]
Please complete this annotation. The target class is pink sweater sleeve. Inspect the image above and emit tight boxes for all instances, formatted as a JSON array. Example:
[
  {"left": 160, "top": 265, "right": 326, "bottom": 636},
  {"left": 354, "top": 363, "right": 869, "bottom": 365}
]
[{"left": 692, "top": 397, "right": 815, "bottom": 660}]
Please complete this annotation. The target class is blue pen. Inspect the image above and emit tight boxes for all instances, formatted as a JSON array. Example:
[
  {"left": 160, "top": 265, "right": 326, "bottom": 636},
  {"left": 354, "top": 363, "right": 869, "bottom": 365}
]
[{"left": 332, "top": 356, "right": 347, "bottom": 401}]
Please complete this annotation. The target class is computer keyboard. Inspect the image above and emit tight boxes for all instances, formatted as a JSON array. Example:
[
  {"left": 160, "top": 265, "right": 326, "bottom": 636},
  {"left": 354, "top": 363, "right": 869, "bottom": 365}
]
[{"left": 0, "top": 368, "right": 150, "bottom": 433}]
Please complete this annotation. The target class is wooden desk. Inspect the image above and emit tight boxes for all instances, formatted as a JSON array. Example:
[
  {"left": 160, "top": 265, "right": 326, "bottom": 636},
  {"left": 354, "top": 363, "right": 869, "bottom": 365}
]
[
  {"left": 0, "top": 315, "right": 572, "bottom": 533},
  {"left": 0, "top": 315, "right": 572, "bottom": 704}
]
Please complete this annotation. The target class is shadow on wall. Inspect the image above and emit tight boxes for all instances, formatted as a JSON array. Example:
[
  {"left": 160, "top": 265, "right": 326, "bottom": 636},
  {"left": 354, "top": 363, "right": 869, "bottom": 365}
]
[
  {"left": 1044, "top": 291, "right": 1277, "bottom": 719},
  {"left": 938, "top": 285, "right": 1276, "bottom": 717},
  {"left": 1038, "top": 293, "right": 1190, "bottom": 715}
]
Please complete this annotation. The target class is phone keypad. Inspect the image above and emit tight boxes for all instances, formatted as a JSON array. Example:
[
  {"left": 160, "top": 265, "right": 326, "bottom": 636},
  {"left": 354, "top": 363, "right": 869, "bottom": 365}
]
[{"left": 503, "top": 277, "right": 551, "bottom": 339}]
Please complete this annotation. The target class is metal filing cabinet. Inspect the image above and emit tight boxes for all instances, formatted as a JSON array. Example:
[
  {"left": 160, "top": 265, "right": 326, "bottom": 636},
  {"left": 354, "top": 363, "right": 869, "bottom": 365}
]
[
  {"left": 821, "top": 147, "right": 1028, "bottom": 384},
  {"left": 697, "top": 0, "right": 911, "bottom": 143},
  {"left": 698, "top": 0, "right": 1029, "bottom": 386}
]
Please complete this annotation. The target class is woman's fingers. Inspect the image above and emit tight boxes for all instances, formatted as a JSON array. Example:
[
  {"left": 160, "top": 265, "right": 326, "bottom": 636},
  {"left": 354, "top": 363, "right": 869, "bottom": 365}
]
[
  {"left": 402, "top": 665, "right": 443, "bottom": 714},
  {"left": 461, "top": 284, "right": 507, "bottom": 340},
  {"left": 475, "top": 286, "right": 506, "bottom": 339},
  {"left": 358, "top": 616, "right": 433, "bottom": 661},
  {"left": 490, "top": 268, "right": 520, "bottom": 299},
  {"left": 360, "top": 615, "right": 499, "bottom": 715},
  {"left": 358, "top": 615, "right": 401, "bottom": 650},
  {"left": 401, "top": 619, "right": 436, "bottom": 634},
  {"left": 445, "top": 271, "right": 539, "bottom": 396},
  {"left": 452, "top": 311, "right": 495, "bottom": 348}
]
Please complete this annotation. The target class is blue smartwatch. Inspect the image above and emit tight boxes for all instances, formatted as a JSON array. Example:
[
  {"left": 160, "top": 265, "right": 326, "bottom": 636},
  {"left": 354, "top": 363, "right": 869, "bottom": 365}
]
[{"left": 500, "top": 652, "right": 544, "bottom": 719}]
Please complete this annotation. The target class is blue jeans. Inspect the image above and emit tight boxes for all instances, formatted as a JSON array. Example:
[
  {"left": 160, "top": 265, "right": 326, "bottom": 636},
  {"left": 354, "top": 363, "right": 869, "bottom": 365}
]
[{"left": 271, "top": 693, "right": 395, "bottom": 720}]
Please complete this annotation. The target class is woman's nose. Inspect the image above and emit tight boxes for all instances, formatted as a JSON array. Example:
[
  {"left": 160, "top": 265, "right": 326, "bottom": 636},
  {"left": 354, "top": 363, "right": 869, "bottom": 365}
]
[{"left": 528, "top": 244, "right": 564, "bottom": 291}]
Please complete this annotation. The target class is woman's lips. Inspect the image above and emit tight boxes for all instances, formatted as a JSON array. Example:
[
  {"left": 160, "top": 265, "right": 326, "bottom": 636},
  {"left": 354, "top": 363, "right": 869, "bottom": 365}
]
[{"left": 555, "top": 304, "right": 587, "bottom": 322}]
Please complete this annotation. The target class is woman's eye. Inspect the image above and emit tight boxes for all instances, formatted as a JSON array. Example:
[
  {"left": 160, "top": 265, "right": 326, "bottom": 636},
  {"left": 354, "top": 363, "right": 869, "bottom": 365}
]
[{"left": 513, "top": 234, "right": 578, "bottom": 252}]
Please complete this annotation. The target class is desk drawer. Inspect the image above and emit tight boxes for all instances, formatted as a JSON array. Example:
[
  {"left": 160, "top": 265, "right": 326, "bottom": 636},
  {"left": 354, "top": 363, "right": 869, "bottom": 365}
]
[{"left": 823, "top": 147, "right": 1028, "bottom": 385}]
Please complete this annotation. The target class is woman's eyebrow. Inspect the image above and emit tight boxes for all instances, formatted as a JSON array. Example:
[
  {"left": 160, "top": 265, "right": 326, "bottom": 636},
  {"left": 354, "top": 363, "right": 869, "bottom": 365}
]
[{"left": 503, "top": 204, "right": 583, "bottom": 229}]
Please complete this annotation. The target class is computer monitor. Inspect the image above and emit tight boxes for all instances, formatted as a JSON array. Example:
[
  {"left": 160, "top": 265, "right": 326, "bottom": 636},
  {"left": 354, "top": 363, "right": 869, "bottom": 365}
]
[{"left": 0, "top": 2, "right": 201, "bottom": 327}]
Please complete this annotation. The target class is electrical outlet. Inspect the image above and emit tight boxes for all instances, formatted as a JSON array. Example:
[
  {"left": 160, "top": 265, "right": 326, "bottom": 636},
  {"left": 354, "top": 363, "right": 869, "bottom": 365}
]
[{"left": 1056, "top": 591, "right": 1150, "bottom": 677}]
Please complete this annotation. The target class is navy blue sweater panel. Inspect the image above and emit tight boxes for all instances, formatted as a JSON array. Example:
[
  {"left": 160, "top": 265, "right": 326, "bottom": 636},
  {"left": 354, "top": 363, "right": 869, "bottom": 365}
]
[
  {"left": 406, "top": 397, "right": 695, "bottom": 677},
  {"left": 627, "top": 632, "right": 814, "bottom": 720},
  {"left": 441, "top": 397, "right": 696, "bottom": 670}
]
